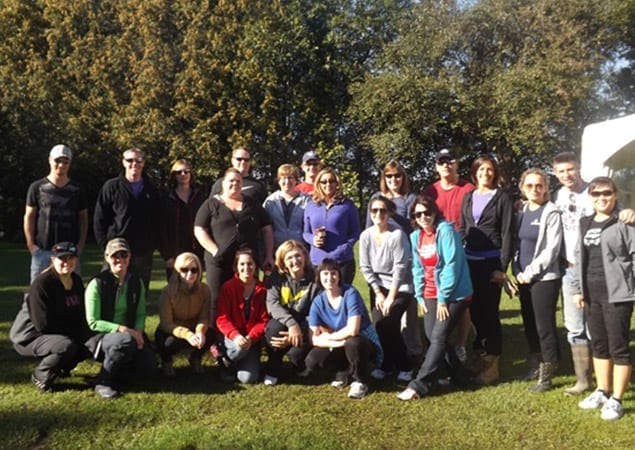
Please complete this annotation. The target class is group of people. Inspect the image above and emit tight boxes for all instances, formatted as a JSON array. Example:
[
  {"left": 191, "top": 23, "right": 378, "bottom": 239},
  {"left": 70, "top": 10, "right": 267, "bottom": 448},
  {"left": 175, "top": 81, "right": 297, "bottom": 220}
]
[{"left": 11, "top": 144, "right": 635, "bottom": 418}]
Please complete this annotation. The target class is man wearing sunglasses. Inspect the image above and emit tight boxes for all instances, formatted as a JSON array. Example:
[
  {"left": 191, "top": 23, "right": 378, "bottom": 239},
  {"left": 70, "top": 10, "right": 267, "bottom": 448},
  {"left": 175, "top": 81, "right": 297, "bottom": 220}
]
[
  {"left": 24, "top": 144, "right": 88, "bottom": 283},
  {"left": 209, "top": 146, "right": 266, "bottom": 205},
  {"left": 93, "top": 148, "right": 160, "bottom": 291}
]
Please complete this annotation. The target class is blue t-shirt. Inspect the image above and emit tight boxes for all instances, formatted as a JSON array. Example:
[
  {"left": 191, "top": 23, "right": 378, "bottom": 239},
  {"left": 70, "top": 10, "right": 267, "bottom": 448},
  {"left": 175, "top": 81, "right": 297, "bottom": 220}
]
[
  {"left": 518, "top": 204, "right": 545, "bottom": 271},
  {"left": 308, "top": 285, "right": 371, "bottom": 331}
]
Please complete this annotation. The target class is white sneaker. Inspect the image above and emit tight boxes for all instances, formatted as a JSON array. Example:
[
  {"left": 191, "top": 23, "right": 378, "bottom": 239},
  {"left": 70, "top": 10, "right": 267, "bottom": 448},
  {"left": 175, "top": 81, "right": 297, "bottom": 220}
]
[
  {"left": 601, "top": 397, "right": 624, "bottom": 421},
  {"left": 263, "top": 374, "right": 278, "bottom": 386},
  {"left": 347, "top": 381, "right": 368, "bottom": 399},
  {"left": 397, "top": 387, "right": 419, "bottom": 401},
  {"left": 455, "top": 346, "right": 467, "bottom": 364},
  {"left": 370, "top": 368, "right": 386, "bottom": 380},
  {"left": 331, "top": 379, "right": 346, "bottom": 388},
  {"left": 397, "top": 371, "right": 413, "bottom": 382},
  {"left": 579, "top": 390, "right": 609, "bottom": 409}
]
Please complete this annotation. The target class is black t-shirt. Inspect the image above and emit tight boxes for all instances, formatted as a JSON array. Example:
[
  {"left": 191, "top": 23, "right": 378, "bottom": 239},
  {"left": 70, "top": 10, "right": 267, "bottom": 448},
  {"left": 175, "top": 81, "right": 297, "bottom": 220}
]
[
  {"left": 26, "top": 178, "right": 87, "bottom": 249},
  {"left": 210, "top": 175, "right": 267, "bottom": 206},
  {"left": 195, "top": 196, "right": 271, "bottom": 266},
  {"left": 582, "top": 219, "right": 608, "bottom": 302}
]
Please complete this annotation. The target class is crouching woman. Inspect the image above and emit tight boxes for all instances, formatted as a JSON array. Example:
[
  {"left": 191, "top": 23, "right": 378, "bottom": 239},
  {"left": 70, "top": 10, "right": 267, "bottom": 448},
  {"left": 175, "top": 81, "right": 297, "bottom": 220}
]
[{"left": 85, "top": 238, "right": 157, "bottom": 398}]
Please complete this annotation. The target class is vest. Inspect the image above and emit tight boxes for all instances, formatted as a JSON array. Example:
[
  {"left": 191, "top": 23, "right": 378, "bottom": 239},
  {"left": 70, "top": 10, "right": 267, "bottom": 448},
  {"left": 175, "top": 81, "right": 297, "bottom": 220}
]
[{"left": 94, "top": 270, "right": 142, "bottom": 328}]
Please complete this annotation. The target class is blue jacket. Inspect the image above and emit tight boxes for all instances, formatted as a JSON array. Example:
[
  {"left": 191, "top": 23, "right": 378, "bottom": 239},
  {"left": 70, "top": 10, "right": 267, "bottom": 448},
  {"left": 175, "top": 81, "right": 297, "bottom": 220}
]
[
  {"left": 263, "top": 190, "right": 309, "bottom": 249},
  {"left": 410, "top": 220, "right": 473, "bottom": 305}
]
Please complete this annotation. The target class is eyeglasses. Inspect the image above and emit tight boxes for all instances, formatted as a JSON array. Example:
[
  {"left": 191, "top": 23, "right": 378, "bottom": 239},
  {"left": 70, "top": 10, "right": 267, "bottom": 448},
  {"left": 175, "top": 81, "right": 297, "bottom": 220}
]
[
  {"left": 111, "top": 251, "right": 129, "bottom": 260},
  {"left": 53, "top": 243, "right": 77, "bottom": 254},
  {"left": 174, "top": 169, "right": 191, "bottom": 175},
  {"left": 234, "top": 157, "right": 250, "bottom": 162},
  {"left": 590, "top": 190, "right": 614, "bottom": 198},
  {"left": 179, "top": 267, "right": 199, "bottom": 275},
  {"left": 125, "top": 157, "right": 144, "bottom": 164},
  {"left": 414, "top": 210, "right": 433, "bottom": 218},
  {"left": 436, "top": 158, "right": 455, "bottom": 165},
  {"left": 54, "top": 158, "right": 70, "bottom": 165},
  {"left": 385, "top": 173, "right": 402, "bottom": 179},
  {"left": 320, "top": 179, "right": 337, "bottom": 185},
  {"left": 370, "top": 207, "right": 387, "bottom": 215}
]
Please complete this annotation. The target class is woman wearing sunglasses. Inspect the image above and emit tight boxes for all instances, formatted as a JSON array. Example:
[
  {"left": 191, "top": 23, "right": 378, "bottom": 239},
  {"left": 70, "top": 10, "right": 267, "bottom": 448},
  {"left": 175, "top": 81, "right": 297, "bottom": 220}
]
[
  {"left": 155, "top": 252, "right": 212, "bottom": 377},
  {"left": 359, "top": 195, "right": 413, "bottom": 381},
  {"left": 85, "top": 238, "right": 157, "bottom": 398},
  {"left": 398, "top": 195, "right": 473, "bottom": 400},
  {"left": 10, "top": 242, "right": 91, "bottom": 392},
  {"left": 303, "top": 168, "right": 360, "bottom": 284},
  {"left": 574, "top": 177, "right": 635, "bottom": 421},
  {"left": 459, "top": 154, "right": 514, "bottom": 385},
  {"left": 160, "top": 159, "right": 205, "bottom": 281}
]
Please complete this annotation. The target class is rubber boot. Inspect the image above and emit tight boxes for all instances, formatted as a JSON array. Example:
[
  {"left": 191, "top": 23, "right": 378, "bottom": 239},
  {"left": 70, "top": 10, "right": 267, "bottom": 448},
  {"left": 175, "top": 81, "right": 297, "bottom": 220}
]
[
  {"left": 564, "top": 344, "right": 593, "bottom": 395},
  {"left": 528, "top": 361, "right": 557, "bottom": 392},
  {"left": 474, "top": 355, "right": 499, "bottom": 385},
  {"left": 518, "top": 352, "right": 541, "bottom": 381}
]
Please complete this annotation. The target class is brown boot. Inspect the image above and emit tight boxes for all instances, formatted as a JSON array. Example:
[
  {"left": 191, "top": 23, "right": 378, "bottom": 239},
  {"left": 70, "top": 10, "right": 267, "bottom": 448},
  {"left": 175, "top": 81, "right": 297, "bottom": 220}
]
[
  {"left": 564, "top": 344, "right": 593, "bottom": 395},
  {"left": 474, "top": 355, "right": 499, "bottom": 385}
]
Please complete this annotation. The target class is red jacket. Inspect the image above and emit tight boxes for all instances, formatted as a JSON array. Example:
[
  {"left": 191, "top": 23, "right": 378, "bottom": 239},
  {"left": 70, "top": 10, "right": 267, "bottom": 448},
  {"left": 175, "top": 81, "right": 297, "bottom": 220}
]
[{"left": 216, "top": 275, "right": 268, "bottom": 342}]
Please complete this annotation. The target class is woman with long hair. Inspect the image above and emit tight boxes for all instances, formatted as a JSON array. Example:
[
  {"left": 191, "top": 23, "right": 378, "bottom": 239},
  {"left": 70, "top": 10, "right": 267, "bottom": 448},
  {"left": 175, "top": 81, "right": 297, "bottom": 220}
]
[
  {"left": 512, "top": 168, "right": 563, "bottom": 392},
  {"left": 460, "top": 154, "right": 513, "bottom": 385},
  {"left": 215, "top": 249, "right": 269, "bottom": 384},
  {"left": 303, "top": 168, "right": 360, "bottom": 284},
  {"left": 263, "top": 240, "right": 321, "bottom": 385},
  {"left": 155, "top": 252, "right": 212, "bottom": 377},
  {"left": 398, "top": 196, "right": 473, "bottom": 400},
  {"left": 10, "top": 242, "right": 91, "bottom": 392}
]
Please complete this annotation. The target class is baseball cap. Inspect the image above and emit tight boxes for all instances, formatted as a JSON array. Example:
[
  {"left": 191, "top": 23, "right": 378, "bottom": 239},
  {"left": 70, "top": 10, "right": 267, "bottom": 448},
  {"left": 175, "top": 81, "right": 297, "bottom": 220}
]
[
  {"left": 435, "top": 149, "right": 455, "bottom": 162},
  {"left": 105, "top": 238, "right": 130, "bottom": 257},
  {"left": 302, "top": 151, "right": 320, "bottom": 164},
  {"left": 49, "top": 145, "right": 73, "bottom": 161},
  {"left": 51, "top": 242, "right": 78, "bottom": 258}
]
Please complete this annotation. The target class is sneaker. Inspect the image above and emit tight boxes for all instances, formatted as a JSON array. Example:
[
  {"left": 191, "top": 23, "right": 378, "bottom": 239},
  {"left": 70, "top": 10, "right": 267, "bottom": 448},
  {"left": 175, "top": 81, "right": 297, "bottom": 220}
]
[
  {"left": 455, "top": 346, "right": 467, "bottom": 364},
  {"left": 31, "top": 373, "right": 53, "bottom": 392},
  {"left": 601, "top": 397, "right": 624, "bottom": 421},
  {"left": 370, "top": 368, "right": 386, "bottom": 380},
  {"left": 397, "top": 387, "right": 420, "bottom": 401},
  {"left": 162, "top": 360, "right": 175, "bottom": 378},
  {"left": 397, "top": 371, "right": 413, "bottom": 382},
  {"left": 331, "top": 379, "right": 346, "bottom": 388},
  {"left": 347, "top": 381, "right": 368, "bottom": 399},
  {"left": 579, "top": 390, "right": 609, "bottom": 409},
  {"left": 264, "top": 374, "right": 278, "bottom": 386},
  {"left": 95, "top": 384, "right": 119, "bottom": 399}
]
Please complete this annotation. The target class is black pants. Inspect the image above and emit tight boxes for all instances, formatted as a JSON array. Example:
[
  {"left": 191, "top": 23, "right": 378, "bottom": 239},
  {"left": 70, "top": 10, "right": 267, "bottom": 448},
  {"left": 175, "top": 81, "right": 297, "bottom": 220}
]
[
  {"left": 518, "top": 279, "right": 561, "bottom": 364},
  {"left": 305, "top": 335, "right": 375, "bottom": 384},
  {"left": 587, "top": 293, "right": 634, "bottom": 365},
  {"left": 154, "top": 328, "right": 213, "bottom": 362},
  {"left": 371, "top": 289, "right": 411, "bottom": 372},
  {"left": 204, "top": 254, "right": 235, "bottom": 324},
  {"left": 14, "top": 334, "right": 88, "bottom": 384},
  {"left": 468, "top": 258, "right": 502, "bottom": 356},
  {"left": 264, "top": 319, "right": 310, "bottom": 377}
]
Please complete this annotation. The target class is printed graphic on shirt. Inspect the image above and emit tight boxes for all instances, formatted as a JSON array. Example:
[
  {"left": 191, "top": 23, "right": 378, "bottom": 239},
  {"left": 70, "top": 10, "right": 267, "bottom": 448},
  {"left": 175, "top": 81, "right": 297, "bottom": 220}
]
[
  {"left": 418, "top": 242, "right": 436, "bottom": 259},
  {"left": 66, "top": 293, "right": 82, "bottom": 307},
  {"left": 583, "top": 228, "right": 601, "bottom": 247},
  {"left": 280, "top": 286, "right": 306, "bottom": 305}
]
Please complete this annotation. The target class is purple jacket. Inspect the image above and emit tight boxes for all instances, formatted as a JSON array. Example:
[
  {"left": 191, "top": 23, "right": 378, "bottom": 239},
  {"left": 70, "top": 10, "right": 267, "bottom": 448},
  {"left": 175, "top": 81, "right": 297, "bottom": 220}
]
[{"left": 303, "top": 198, "right": 360, "bottom": 266}]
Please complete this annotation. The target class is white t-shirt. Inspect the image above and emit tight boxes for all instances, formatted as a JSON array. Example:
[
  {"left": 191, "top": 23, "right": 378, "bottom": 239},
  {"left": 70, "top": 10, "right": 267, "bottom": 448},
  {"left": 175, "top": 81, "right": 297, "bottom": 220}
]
[{"left": 553, "top": 184, "right": 594, "bottom": 263}]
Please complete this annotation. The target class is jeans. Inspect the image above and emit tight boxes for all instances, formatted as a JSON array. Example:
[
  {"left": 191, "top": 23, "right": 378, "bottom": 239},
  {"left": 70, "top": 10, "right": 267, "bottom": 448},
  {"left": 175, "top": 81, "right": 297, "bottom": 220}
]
[
  {"left": 224, "top": 337, "right": 262, "bottom": 383},
  {"left": 409, "top": 300, "right": 467, "bottom": 395},
  {"left": 562, "top": 266, "right": 590, "bottom": 345},
  {"left": 518, "top": 279, "right": 561, "bottom": 364}
]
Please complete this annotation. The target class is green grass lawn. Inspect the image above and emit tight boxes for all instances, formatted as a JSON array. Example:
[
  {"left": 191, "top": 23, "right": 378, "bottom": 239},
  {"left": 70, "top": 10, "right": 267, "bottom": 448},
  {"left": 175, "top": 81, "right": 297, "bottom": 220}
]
[{"left": 1, "top": 241, "right": 634, "bottom": 449}]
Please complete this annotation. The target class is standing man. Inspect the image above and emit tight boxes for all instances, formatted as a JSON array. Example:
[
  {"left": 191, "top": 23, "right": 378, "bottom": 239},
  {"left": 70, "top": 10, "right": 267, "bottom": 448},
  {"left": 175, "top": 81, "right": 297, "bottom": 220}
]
[
  {"left": 296, "top": 150, "right": 322, "bottom": 194},
  {"left": 24, "top": 144, "right": 88, "bottom": 282},
  {"left": 210, "top": 147, "right": 266, "bottom": 205},
  {"left": 93, "top": 148, "right": 160, "bottom": 290},
  {"left": 423, "top": 149, "right": 475, "bottom": 363}
]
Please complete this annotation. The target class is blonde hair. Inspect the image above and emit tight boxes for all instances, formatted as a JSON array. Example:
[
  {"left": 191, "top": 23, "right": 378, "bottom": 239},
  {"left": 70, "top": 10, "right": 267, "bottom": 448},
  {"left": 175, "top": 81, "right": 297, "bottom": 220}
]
[
  {"left": 277, "top": 164, "right": 301, "bottom": 181},
  {"left": 312, "top": 168, "right": 344, "bottom": 203},
  {"left": 169, "top": 159, "right": 193, "bottom": 188},
  {"left": 518, "top": 168, "right": 551, "bottom": 202},
  {"left": 274, "top": 240, "right": 311, "bottom": 275},
  {"left": 166, "top": 252, "right": 203, "bottom": 296}
]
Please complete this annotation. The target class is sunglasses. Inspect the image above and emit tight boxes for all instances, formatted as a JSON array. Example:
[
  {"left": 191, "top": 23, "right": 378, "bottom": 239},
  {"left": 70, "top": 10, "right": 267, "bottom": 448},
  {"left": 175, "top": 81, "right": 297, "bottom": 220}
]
[
  {"left": 304, "top": 161, "right": 320, "bottom": 166},
  {"left": 234, "top": 157, "right": 250, "bottom": 162},
  {"left": 320, "top": 179, "right": 337, "bottom": 185},
  {"left": 111, "top": 251, "right": 129, "bottom": 260},
  {"left": 125, "top": 157, "right": 144, "bottom": 164},
  {"left": 590, "top": 190, "right": 614, "bottom": 198},
  {"left": 53, "top": 243, "right": 77, "bottom": 254},
  {"left": 436, "top": 158, "right": 455, "bottom": 165},
  {"left": 385, "top": 173, "right": 402, "bottom": 179},
  {"left": 179, "top": 267, "right": 199, "bottom": 275},
  {"left": 54, "top": 158, "right": 70, "bottom": 165},
  {"left": 370, "top": 207, "right": 387, "bottom": 215},
  {"left": 174, "top": 169, "right": 191, "bottom": 175},
  {"left": 414, "top": 210, "right": 433, "bottom": 218}
]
